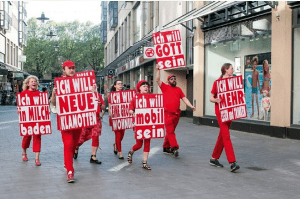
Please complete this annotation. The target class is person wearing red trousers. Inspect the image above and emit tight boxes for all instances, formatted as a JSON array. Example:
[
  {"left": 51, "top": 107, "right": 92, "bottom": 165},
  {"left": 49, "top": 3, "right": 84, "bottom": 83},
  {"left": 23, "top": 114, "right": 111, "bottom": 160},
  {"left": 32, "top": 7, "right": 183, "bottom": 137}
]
[
  {"left": 127, "top": 80, "right": 152, "bottom": 170},
  {"left": 156, "top": 64, "right": 196, "bottom": 157},
  {"left": 209, "top": 63, "right": 240, "bottom": 172},
  {"left": 20, "top": 75, "right": 42, "bottom": 166},
  {"left": 108, "top": 80, "right": 125, "bottom": 159},
  {"left": 51, "top": 60, "right": 83, "bottom": 183},
  {"left": 73, "top": 92, "right": 105, "bottom": 164}
]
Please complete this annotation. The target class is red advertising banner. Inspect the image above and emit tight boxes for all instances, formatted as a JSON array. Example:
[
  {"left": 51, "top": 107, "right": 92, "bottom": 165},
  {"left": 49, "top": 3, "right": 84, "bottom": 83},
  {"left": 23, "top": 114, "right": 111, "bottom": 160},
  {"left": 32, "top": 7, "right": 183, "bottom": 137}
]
[
  {"left": 110, "top": 90, "right": 136, "bottom": 131},
  {"left": 152, "top": 30, "right": 185, "bottom": 70},
  {"left": 134, "top": 94, "right": 165, "bottom": 140},
  {"left": 17, "top": 91, "right": 52, "bottom": 136},
  {"left": 55, "top": 71, "right": 98, "bottom": 131},
  {"left": 217, "top": 75, "right": 247, "bottom": 122}
]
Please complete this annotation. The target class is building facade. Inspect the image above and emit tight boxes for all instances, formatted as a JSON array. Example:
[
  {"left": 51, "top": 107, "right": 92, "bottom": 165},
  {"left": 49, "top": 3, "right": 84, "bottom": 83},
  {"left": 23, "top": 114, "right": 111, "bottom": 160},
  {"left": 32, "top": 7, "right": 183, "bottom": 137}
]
[
  {"left": 100, "top": 1, "right": 194, "bottom": 115},
  {"left": 0, "top": 1, "right": 27, "bottom": 94},
  {"left": 100, "top": 1, "right": 300, "bottom": 139}
]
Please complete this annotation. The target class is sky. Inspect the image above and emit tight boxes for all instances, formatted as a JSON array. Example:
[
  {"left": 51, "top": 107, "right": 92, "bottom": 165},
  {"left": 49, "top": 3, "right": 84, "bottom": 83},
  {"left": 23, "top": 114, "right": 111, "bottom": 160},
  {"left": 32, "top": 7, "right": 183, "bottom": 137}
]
[{"left": 26, "top": 1, "right": 102, "bottom": 25}]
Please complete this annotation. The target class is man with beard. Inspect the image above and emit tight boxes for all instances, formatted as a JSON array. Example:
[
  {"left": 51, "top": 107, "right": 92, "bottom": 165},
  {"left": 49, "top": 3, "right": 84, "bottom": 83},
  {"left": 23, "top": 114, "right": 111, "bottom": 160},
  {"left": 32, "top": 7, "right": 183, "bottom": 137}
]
[
  {"left": 156, "top": 64, "right": 195, "bottom": 157},
  {"left": 51, "top": 60, "right": 82, "bottom": 183}
]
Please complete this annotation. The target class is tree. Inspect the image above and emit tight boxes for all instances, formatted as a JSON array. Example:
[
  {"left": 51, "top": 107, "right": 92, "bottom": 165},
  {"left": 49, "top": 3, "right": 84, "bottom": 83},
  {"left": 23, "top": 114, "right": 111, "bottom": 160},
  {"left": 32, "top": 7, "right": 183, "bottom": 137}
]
[{"left": 24, "top": 18, "right": 105, "bottom": 79}]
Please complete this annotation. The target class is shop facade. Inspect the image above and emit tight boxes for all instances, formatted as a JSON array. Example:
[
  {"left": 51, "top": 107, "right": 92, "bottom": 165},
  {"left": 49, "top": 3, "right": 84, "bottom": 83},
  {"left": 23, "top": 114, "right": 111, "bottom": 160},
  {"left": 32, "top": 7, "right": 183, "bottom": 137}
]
[{"left": 189, "top": 1, "right": 298, "bottom": 138}]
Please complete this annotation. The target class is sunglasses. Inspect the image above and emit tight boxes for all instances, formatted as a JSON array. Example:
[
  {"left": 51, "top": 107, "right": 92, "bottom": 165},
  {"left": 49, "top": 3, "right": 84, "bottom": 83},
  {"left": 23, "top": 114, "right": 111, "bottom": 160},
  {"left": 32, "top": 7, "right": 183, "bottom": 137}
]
[{"left": 169, "top": 77, "right": 176, "bottom": 80}]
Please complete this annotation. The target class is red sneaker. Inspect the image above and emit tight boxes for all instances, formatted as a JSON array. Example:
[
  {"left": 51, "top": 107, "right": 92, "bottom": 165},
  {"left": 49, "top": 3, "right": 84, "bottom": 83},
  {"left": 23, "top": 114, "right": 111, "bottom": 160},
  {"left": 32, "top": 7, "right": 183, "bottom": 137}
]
[
  {"left": 22, "top": 153, "right": 28, "bottom": 161},
  {"left": 67, "top": 171, "right": 75, "bottom": 183}
]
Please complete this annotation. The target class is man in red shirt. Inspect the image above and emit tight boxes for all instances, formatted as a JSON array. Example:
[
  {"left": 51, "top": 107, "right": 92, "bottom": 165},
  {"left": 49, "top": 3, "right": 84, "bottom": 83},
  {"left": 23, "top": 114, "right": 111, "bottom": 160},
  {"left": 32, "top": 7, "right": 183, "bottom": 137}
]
[
  {"left": 51, "top": 60, "right": 82, "bottom": 183},
  {"left": 156, "top": 64, "right": 195, "bottom": 157}
]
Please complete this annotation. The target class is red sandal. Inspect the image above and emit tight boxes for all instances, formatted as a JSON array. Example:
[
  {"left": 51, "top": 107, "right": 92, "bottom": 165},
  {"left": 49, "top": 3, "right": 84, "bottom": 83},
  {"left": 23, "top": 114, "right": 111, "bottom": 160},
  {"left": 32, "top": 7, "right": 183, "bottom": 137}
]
[
  {"left": 22, "top": 153, "right": 28, "bottom": 162},
  {"left": 35, "top": 159, "right": 41, "bottom": 166}
]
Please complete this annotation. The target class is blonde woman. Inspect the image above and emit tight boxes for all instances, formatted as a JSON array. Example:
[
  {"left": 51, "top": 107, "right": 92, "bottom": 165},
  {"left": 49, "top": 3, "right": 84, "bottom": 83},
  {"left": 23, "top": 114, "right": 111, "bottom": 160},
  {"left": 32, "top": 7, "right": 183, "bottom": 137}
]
[{"left": 20, "top": 75, "right": 42, "bottom": 166}]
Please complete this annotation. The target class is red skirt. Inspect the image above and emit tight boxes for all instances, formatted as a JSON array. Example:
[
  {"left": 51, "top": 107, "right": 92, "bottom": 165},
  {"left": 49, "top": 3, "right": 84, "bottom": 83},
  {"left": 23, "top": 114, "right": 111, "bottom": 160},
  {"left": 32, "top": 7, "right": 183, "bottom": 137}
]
[{"left": 78, "top": 115, "right": 102, "bottom": 145}]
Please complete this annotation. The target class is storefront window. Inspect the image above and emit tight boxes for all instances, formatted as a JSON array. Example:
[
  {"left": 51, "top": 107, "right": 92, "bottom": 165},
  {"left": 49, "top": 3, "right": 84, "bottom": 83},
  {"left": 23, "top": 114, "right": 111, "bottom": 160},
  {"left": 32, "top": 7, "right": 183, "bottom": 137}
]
[
  {"left": 292, "top": 10, "right": 300, "bottom": 124},
  {"left": 204, "top": 17, "right": 272, "bottom": 122},
  {"left": 134, "top": 3, "right": 142, "bottom": 42}
]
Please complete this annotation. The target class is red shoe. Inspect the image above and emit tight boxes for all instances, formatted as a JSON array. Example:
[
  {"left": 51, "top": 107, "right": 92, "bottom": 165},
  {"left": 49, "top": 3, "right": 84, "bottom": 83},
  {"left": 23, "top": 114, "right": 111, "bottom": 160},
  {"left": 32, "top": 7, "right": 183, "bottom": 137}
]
[
  {"left": 67, "top": 171, "right": 75, "bottom": 183},
  {"left": 35, "top": 159, "right": 41, "bottom": 166},
  {"left": 22, "top": 153, "right": 28, "bottom": 162}
]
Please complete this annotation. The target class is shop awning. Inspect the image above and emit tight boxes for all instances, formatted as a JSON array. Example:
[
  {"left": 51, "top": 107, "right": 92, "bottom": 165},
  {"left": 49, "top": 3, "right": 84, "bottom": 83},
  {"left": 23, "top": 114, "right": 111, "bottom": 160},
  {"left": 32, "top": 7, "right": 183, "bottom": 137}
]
[
  {"left": 288, "top": 1, "right": 300, "bottom": 9},
  {"left": 162, "top": 1, "right": 276, "bottom": 31},
  {"left": 96, "top": 35, "right": 153, "bottom": 76},
  {"left": 0, "top": 61, "right": 31, "bottom": 76},
  {"left": 162, "top": 1, "right": 242, "bottom": 30}
]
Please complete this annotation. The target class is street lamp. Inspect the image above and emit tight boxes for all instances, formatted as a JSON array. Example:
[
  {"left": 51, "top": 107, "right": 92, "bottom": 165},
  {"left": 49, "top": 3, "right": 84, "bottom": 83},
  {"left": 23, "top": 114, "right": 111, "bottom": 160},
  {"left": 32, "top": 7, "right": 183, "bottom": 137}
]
[
  {"left": 36, "top": 12, "right": 49, "bottom": 23},
  {"left": 47, "top": 30, "right": 56, "bottom": 38},
  {"left": 54, "top": 43, "right": 59, "bottom": 51}
]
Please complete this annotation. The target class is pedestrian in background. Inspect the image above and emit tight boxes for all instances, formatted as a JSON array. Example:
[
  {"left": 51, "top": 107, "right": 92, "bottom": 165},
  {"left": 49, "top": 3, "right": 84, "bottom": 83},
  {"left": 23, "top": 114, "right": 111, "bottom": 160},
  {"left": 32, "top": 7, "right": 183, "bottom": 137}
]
[
  {"left": 127, "top": 80, "right": 152, "bottom": 170},
  {"left": 209, "top": 63, "right": 240, "bottom": 172},
  {"left": 50, "top": 60, "right": 82, "bottom": 183},
  {"left": 20, "top": 75, "right": 42, "bottom": 166},
  {"left": 156, "top": 64, "right": 195, "bottom": 157},
  {"left": 108, "top": 80, "right": 125, "bottom": 159}
]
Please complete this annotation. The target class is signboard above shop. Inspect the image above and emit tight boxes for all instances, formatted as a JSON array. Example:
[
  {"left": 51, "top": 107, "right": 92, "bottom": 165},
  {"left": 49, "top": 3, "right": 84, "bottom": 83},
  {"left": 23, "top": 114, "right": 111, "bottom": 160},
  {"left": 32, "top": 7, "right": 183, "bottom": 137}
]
[{"left": 143, "top": 47, "right": 156, "bottom": 59}]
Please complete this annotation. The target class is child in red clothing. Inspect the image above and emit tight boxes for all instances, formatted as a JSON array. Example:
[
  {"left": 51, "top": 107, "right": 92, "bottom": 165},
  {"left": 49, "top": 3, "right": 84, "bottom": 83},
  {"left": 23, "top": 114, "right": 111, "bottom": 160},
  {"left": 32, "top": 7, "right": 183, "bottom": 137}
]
[
  {"left": 209, "top": 63, "right": 240, "bottom": 172},
  {"left": 127, "top": 80, "right": 151, "bottom": 170},
  {"left": 20, "top": 75, "right": 42, "bottom": 166}
]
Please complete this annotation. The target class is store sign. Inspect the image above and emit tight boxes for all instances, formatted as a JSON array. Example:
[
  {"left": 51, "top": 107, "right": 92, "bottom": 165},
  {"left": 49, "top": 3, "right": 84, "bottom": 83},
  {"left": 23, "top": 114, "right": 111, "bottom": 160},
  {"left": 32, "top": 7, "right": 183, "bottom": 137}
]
[
  {"left": 143, "top": 47, "right": 156, "bottom": 59},
  {"left": 134, "top": 94, "right": 165, "bottom": 140},
  {"left": 110, "top": 90, "right": 136, "bottom": 131},
  {"left": 130, "top": 59, "right": 135, "bottom": 69},
  {"left": 135, "top": 56, "right": 140, "bottom": 67},
  {"left": 152, "top": 30, "right": 185, "bottom": 70},
  {"left": 17, "top": 92, "right": 52, "bottom": 136},
  {"left": 55, "top": 71, "right": 98, "bottom": 131},
  {"left": 18, "top": 55, "right": 26, "bottom": 63},
  {"left": 217, "top": 75, "right": 247, "bottom": 122}
]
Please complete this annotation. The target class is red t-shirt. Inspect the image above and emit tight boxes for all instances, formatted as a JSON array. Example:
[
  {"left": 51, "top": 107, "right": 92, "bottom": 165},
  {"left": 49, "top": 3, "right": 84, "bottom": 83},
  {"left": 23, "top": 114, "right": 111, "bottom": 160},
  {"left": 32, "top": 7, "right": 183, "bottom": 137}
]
[
  {"left": 159, "top": 82, "right": 185, "bottom": 113},
  {"left": 21, "top": 89, "right": 39, "bottom": 94},
  {"left": 211, "top": 77, "right": 222, "bottom": 115}
]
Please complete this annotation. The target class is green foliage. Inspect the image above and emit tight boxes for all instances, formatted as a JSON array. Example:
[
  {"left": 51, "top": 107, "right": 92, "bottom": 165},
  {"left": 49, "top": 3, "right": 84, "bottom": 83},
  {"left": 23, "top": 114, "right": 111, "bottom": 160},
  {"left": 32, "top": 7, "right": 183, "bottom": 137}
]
[{"left": 24, "top": 18, "right": 105, "bottom": 79}]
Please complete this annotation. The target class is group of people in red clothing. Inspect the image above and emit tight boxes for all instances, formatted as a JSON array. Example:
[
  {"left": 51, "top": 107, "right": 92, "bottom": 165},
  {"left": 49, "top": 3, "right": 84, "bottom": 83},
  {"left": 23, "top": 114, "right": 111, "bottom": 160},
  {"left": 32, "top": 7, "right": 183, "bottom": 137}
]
[{"left": 20, "top": 61, "right": 240, "bottom": 184}]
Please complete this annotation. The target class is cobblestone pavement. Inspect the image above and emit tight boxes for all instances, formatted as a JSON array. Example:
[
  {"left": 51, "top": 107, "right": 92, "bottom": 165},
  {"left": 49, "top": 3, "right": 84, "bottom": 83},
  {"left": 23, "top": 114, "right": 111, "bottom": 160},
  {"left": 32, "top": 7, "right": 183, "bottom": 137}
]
[{"left": 1, "top": 105, "right": 300, "bottom": 199}]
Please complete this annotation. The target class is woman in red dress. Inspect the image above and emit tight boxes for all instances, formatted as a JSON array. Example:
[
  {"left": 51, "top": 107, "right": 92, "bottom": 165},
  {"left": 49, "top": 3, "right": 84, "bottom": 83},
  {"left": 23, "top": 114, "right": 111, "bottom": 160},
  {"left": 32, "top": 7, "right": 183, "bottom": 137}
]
[{"left": 73, "top": 92, "right": 105, "bottom": 164}]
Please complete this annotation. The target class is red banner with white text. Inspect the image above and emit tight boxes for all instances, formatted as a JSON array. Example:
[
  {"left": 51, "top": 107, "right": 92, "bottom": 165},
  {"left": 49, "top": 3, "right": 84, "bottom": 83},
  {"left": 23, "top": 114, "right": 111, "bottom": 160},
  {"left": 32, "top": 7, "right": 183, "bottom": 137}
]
[
  {"left": 134, "top": 94, "right": 165, "bottom": 140},
  {"left": 217, "top": 75, "right": 247, "bottom": 122},
  {"left": 17, "top": 91, "right": 52, "bottom": 136},
  {"left": 55, "top": 71, "right": 98, "bottom": 131},
  {"left": 110, "top": 90, "right": 136, "bottom": 131},
  {"left": 152, "top": 30, "right": 185, "bottom": 70}
]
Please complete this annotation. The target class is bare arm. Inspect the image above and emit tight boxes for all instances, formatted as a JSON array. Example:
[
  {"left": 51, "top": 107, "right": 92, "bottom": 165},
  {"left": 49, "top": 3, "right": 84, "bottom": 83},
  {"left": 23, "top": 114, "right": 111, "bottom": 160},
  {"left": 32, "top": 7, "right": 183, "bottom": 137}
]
[
  {"left": 210, "top": 93, "right": 221, "bottom": 104},
  {"left": 108, "top": 104, "right": 111, "bottom": 117},
  {"left": 155, "top": 64, "right": 162, "bottom": 87},
  {"left": 257, "top": 72, "right": 261, "bottom": 90},
  {"left": 50, "top": 88, "right": 57, "bottom": 106},
  {"left": 182, "top": 97, "right": 196, "bottom": 111}
]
